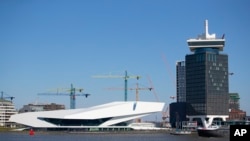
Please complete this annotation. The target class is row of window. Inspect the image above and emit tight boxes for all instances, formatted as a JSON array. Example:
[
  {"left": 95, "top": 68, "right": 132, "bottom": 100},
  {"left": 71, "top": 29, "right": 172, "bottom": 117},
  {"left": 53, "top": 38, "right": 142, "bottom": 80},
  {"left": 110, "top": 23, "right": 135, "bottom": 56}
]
[{"left": 41, "top": 117, "right": 119, "bottom": 126}]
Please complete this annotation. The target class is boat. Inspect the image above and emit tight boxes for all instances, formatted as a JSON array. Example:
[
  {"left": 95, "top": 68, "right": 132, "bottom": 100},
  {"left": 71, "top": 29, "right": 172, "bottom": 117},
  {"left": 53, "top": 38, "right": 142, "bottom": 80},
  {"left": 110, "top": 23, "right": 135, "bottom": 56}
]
[
  {"left": 170, "top": 121, "right": 195, "bottom": 135},
  {"left": 197, "top": 120, "right": 250, "bottom": 137},
  {"left": 170, "top": 129, "right": 192, "bottom": 135},
  {"left": 197, "top": 123, "right": 229, "bottom": 137}
]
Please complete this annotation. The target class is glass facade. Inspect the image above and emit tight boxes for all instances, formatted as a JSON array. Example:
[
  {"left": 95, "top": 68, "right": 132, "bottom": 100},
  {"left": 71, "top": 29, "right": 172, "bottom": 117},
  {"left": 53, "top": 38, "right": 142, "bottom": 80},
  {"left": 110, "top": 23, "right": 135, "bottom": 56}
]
[
  {"left": 41, "top": 117, "right": 113, "bottom": 126},
  {"left": 188, "top": 41, "right": 225, "bottom": 46},
  {"left": 185, "top": 48, "right": 229, "bottom": 116},
  {"left": 169, "top": 102, "right": 188, "bottom": 127},
  {"left": 176, "top": 61, "right": 186, "bottom": 102}
]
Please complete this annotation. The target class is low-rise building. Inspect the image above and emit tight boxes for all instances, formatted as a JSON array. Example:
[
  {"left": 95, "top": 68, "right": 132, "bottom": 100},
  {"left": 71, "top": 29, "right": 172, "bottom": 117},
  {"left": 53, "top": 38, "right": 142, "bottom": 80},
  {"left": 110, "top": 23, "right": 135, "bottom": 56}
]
[
  {"left": 0, "top": 99, "right": 17, "bottom": 127},
  {"left": 228, "top": 109, "right": 246, "bottom": 121},
  {"left": 19, "top": 103, "right": 65, "bottom": 113}
]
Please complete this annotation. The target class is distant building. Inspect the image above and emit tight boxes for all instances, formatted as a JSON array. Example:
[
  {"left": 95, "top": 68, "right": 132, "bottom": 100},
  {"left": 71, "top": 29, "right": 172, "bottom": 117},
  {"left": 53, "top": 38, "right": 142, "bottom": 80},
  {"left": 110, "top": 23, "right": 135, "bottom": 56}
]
[
  {"left": 0, "top": 99, "right": 17, "bottom": 127},
  {"left": 19, "top": 103, "right": 65, "bottom": 113},
  {"left": 228, "top": 93, "right": 246, "bottom": 120},
  {"left": 169, "top": 61, "right": 187, "bottom": 127},
  {"left": 229, "top": 93, "right": 240, "bottom": 110},
  {"left": 228, "top": 109, "right": 246, "bottom": 121},
  {"left": 176, "top": 61, "right": 186, "bottom": 102}
]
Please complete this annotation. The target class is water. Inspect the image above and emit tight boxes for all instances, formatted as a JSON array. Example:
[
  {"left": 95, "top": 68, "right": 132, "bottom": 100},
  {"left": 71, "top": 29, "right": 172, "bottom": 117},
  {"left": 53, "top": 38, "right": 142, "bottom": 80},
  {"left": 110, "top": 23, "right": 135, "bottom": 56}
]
[{"left": 0, "top": 131, "right": 229, "bottom": 141}]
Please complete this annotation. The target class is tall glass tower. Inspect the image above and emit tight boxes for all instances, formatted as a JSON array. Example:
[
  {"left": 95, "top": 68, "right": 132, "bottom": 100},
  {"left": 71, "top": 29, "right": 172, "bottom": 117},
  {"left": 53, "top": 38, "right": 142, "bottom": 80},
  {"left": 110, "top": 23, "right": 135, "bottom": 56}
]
[
  {"left": 185, "top": 20, "right": 229, "bottom": 127},
  {"left": 176, "top": 61, "right": 186, "bottom": 102}
]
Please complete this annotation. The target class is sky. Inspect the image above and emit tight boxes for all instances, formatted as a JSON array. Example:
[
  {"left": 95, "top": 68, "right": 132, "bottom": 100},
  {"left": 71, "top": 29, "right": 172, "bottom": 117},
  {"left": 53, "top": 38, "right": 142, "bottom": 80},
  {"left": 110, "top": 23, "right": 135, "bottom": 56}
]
[{"left": 1, "top": 0, "right": 250, "bottom": 121}]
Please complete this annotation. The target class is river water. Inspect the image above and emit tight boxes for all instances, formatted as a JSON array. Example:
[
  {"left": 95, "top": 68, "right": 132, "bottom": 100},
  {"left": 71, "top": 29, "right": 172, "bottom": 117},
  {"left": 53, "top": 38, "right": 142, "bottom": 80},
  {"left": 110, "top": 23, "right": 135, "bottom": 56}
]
[{"left": 1, "top": 131, "right": 229, "bottom": 141}]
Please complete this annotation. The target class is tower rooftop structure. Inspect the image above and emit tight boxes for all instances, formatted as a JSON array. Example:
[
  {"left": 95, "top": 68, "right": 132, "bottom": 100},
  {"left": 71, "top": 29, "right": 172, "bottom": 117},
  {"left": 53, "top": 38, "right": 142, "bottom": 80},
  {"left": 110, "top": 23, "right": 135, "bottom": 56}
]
[{"left": 187, "top": 20, "right": 225, "bottom": 52}]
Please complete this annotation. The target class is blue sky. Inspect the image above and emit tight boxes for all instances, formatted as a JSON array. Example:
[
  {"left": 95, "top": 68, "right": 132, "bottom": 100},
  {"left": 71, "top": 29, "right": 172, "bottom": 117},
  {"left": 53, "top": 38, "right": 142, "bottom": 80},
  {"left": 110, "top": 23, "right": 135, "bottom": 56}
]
[{"left": 1, "top": 0, "right": 250, "bottom": 120}]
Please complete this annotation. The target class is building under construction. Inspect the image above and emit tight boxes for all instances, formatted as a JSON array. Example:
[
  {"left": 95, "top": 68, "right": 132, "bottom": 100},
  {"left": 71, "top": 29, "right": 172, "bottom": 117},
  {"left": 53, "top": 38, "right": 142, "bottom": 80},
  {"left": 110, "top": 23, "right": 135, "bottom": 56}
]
[
  {"left": 228, "top": 93, "right": 246, "bottom": 120},
  {"left": 0, "top": 98, "right": 17, "bottom": 127}
]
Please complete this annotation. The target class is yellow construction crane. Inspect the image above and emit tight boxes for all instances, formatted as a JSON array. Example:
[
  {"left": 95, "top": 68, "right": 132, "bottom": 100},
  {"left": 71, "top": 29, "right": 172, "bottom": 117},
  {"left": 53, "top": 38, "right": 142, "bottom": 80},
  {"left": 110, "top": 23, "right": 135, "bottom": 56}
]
[
  {"left": 146, "top": 76, "right": 173, "bottom": 127},
  {"left": 106, "top": 83, "right": 153, "bottom": 101},
  {"left": 131, "top": 83, "right": 153, "bottom": 101},
  {"left": 107, "top": 82, "right": 152, "bottom": 123},
  {"left": 147, "top": 75, "right": 159, "bottom": 102},
  {"left": 131, "top": 83, "right": 152, "bottom": 123},
  {"left": 92, "top": 70, "right": 140, "bottom": 101}
]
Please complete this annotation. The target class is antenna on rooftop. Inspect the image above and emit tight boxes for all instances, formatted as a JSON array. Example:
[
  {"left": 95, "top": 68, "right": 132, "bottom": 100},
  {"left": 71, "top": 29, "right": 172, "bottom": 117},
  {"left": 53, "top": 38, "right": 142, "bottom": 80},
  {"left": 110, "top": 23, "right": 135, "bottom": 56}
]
[
  {"left": 205, "top": 19, "right": 209, "bottom": 38},
  {"left": 204, "top": 19, "right": 216, "bottom": 39}
]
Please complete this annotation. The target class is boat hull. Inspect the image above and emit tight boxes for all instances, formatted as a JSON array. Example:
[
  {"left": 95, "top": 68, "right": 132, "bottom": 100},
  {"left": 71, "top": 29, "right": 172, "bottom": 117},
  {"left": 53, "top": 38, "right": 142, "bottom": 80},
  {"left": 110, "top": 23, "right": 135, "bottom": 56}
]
[
  {"left": 170, "top": 130, "right": 192, "bottom": 135},
  {"left": 197, "top": 127, "right": 229, "bottom": 137}
]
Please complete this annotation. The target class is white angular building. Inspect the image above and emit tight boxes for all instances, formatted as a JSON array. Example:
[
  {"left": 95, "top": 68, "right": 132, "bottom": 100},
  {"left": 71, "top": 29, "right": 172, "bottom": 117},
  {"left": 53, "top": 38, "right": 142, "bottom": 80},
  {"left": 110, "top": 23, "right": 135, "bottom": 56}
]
[{"left": 9, "top": 101, "right": 165, "bottom": 130}]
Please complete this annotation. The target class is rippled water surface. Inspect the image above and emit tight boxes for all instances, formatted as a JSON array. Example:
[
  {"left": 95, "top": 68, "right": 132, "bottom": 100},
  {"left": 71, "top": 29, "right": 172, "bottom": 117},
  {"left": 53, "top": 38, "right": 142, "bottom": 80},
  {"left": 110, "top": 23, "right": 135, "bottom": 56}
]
[{"left": 0, "top": 131, "right": 229, "bottom": 141}]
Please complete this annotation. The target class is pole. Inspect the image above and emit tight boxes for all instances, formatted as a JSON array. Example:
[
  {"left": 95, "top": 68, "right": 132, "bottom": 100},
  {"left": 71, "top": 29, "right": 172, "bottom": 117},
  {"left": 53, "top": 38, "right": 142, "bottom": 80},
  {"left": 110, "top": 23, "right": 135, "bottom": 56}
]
[
  {"left": 70, "top": 84, "right": 76, "bottom": 109},
  {"left": 1, "top": 91, "right": 3, "bottom": 99},
  {"left": 125, "top": 71, "right": 128, "bottom": 101},
  {"left": 136, "top": 83, "right": 139, "bottom": 101}
]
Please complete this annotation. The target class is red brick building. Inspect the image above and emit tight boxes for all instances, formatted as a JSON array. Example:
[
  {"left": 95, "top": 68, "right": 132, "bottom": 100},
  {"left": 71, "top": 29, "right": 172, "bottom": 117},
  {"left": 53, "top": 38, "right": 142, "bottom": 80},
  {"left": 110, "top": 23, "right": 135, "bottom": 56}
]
[{"left": 228, "top": 108, "right": 246, "bottom": 120}]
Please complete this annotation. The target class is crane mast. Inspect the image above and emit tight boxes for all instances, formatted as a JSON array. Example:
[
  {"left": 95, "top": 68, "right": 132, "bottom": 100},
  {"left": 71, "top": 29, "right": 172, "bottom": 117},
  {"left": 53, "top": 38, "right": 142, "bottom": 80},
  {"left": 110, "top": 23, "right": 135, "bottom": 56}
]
[
  {"left": 38, "top": 84, "right": 90, "bottom": 109},
  {"left": 0, "top": 91, "right": 15, "bottom": 102},
  {"left": 93, "top": 70, "right": 140, "bottom": 101},
  {"left": 107, "top": 83, "right": 153, "bottom": 101},
  {"left": 130, "top": 83, "right": 152, "bottom": 101}
]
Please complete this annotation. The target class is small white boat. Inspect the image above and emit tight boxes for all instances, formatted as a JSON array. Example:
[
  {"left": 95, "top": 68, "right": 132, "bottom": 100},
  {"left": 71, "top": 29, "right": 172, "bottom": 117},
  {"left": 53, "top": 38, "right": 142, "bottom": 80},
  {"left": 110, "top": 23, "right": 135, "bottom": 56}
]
[
  {"left": 170, "top": 129, "right": 192, "bottom": 135},
  {"left": 170, "top": 121, "right": 195, "bottom": 135},
  {"left": 197, "top": 125, "right": 228, "bottom": 137}
]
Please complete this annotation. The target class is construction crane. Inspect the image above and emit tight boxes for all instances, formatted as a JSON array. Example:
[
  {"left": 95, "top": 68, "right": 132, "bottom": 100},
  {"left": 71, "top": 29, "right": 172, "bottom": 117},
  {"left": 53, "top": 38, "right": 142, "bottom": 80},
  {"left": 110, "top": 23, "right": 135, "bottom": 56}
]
[
  {"left": 162, "top": 96, "right": 176, "bottom": 127},
  {"left": 170, "top": 96, "right": 176, "bottom": 100},
  {"left": 132, "top": 83, "right": 153, "bottom": 101},
  {"left": 0, "top": 91, "right": 15, "bottom": 102},
  {"left": 162, "top": 106, "right": 169, "bottom": 121},
  {"left": 107, "top": 82, "right": 152, "bottom": 123},
  {"left": 92, "top": 70, "right": 140, "bottom": 101},
  {"left": 147, "top": 75, "right": 159, "bottom": 102},
  {"left": 107, "top": 83, "right": 152, "bottom": 101},
  {"left": 132, "top": 83, "right": 152, "bottom": 123},
  {"left": 162, "top": 53, "right": 176, "bottom": 88},
  {"left": 38, "top": 84, "right": 90, "bottom": 109},
  {"left": 146, "top": 76, "right": 173, "bottom": 127}
]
